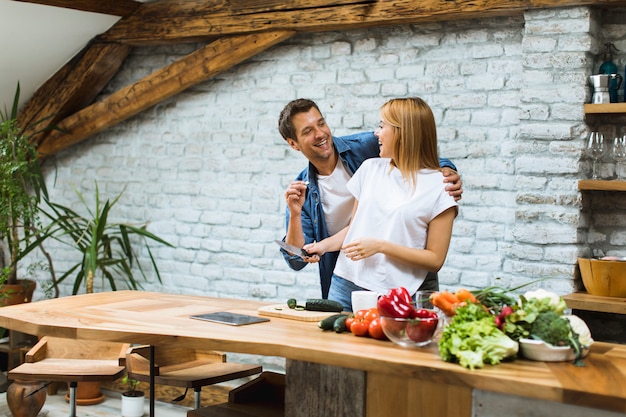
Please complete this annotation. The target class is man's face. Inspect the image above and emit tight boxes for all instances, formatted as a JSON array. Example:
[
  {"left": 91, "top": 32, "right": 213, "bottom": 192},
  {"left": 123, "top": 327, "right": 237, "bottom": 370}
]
[{"left": 286, "top": 108, "right": 335, "bottom": 166}]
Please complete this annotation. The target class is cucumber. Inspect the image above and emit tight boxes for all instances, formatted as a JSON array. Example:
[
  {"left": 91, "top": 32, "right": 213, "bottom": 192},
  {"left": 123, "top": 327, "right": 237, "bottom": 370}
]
[
  {"left": 305, "top": 299, "right": 344, "bottom": 312},
  {"left": 318, "top": 313, "right": 346, "bottom": 330},
  {"left": 333, "top": 315, "right": 349, "bottom": 333}
]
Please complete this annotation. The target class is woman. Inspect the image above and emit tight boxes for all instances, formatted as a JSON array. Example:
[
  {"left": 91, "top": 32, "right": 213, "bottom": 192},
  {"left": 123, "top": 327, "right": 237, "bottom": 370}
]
[{"left": 304, "top": 97, "right": 458, "bottom": 310}]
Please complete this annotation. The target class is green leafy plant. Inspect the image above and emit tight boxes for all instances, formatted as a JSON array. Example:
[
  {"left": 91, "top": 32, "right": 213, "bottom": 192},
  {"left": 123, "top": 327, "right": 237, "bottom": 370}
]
[
  {"left": 43, "top": 182, "right": 173, "bottom": 294},
  {"left": 0, "top": 83, "right": 53, "bottom": 287},
  {"left": 121, "top": 374, "right": 143, "bottom": 396}
]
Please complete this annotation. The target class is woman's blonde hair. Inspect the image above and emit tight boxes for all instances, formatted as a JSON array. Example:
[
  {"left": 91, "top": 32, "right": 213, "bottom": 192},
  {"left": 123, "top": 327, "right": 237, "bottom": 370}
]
[{"left": 380, "top": 97, "right": 439, "bottom": 186}]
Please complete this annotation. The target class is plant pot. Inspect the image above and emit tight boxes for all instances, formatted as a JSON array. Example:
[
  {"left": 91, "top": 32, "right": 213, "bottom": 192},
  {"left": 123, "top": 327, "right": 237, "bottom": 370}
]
[
  {"left": 6, "top": 379, "right": 47, "bottom": 417},
  {"left": 0, "top": 279, "right": 36, "bottom": 306},
  {"left": 65, "top": 381, "right": 105, "bottom": 405},
  {"left": 121, "top": 391, "right": 145, "bottom": 417}
]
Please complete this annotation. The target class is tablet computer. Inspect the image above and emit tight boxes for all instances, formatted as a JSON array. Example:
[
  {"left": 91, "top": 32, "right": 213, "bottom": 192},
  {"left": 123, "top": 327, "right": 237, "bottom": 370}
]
[{"left": 190, "top": 312, "right": 270, "bottom": 326}]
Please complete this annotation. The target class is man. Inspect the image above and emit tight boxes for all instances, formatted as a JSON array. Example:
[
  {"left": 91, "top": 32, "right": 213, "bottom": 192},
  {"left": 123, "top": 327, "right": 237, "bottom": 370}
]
[{"left": 278, "top": 98, "right": 463, "bottom": 299}]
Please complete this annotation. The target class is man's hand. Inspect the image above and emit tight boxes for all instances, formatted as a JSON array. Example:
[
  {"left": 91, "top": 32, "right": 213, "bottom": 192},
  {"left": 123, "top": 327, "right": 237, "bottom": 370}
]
[
  {"left": 285, "top": 180, "right": 309, "bottom": 215},
  {"left": 442, "top": 168, "right": 463, "bottom": 202}
]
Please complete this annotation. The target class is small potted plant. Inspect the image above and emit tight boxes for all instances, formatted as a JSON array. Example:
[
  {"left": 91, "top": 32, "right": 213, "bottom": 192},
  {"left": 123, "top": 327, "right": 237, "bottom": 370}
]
[{"left": 121, "top": 375, "right": 145, "bottom": 417}]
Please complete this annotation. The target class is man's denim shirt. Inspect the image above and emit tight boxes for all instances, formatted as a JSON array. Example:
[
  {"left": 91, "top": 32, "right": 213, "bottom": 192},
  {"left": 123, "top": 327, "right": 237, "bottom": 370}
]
[{"left": 280, "top": 131, "right": 457, "bottom": 299}]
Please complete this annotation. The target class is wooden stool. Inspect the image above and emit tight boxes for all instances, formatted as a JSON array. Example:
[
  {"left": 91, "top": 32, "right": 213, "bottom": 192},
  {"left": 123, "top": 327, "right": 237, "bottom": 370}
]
[
  {"left": 9, "top": 336, "right": 129, "bottom": 417},
  {"left": 125, "top": 345, "right": 262, "bottom": 409}
]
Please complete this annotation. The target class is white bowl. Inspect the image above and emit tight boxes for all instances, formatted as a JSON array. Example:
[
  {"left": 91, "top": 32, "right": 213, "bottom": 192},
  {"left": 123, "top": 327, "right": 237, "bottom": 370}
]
[{"left": 519, "top": 338, "right": 590, "bottom": 362}]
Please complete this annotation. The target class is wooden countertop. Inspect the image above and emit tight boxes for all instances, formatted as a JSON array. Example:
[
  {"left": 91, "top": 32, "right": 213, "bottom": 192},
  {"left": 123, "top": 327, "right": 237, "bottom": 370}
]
[{"left": 0, "top": 291, "right": 625, "bottom": 413}]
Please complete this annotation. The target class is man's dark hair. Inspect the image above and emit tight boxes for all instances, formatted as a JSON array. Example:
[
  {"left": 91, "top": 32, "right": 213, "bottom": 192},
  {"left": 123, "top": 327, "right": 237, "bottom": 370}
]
[{"left": 278, "top": 98, "right": 322, "bottom": 141}]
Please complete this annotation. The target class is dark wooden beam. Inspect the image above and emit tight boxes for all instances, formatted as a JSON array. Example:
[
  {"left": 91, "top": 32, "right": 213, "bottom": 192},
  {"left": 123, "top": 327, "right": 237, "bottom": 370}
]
[
  {"left": 36, "top": 31, "right": 295, "bottom": 157},
  {"left": 101, "top": 0, "right": 626, "bottom": 46},
  {"left": 12, "top": 0, "right": 142, "bottom": 17},
  {"left": 19, "top": 41, "right": 132, "bottom": 147}
]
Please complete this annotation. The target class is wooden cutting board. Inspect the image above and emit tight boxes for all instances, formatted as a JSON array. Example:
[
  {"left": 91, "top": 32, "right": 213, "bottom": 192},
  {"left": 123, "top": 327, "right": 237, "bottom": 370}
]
[{"left": 257, "top": 304, "right": 342, "bottom": 322}]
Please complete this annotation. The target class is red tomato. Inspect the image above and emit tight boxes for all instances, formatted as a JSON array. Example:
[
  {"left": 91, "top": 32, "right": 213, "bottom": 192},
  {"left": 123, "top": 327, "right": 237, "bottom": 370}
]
[
  {"left": 363, "top": 307, "right": 379, "bottom": 322},
  {"left": 354, "top": 309, "right": 368, "bottom": 320},
  {"left": 405, "top": 318, "right": 438, "bottom": 343},
  {"left": 345, "top": 315, "right": 356, "bottom": 331},
  {"left": 350, "top": 319, "right": 370, "bottom": 337},
  {"left": 414, "top": 309, "right": 433, "bottom": 319},
  {"left": 368, "top": 318, "right": 387, "bottom": 340}
]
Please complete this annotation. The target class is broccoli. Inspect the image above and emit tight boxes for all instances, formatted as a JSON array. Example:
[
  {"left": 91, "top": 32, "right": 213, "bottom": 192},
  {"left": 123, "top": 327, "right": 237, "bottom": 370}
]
[{"left": 530, "top": 311, "right": 585, "bottom": 366}]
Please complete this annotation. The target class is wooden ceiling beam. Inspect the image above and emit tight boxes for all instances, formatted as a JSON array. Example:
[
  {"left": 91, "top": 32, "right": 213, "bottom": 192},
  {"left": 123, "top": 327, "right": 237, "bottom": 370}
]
[
  {"left": 101, "top": 0, "right": 626, "bottom": 46},
  {"left": 19, "top": 41, "right": 132, "bottom": 147},
  {"left": 36, "top": 31, "right": 295, "bottom": 157},
  {"left": 12, "top": 0, "right": 142, "bottom": 17}
]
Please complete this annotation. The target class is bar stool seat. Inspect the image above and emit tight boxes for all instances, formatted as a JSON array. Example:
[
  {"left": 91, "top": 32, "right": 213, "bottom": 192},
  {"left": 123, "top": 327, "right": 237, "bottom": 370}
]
[
  {"left": 124, "top": 345, "right": 263, "bottom": 409},
  {"left": 9, "top": 336, "right": 129, "bottom": 417}
]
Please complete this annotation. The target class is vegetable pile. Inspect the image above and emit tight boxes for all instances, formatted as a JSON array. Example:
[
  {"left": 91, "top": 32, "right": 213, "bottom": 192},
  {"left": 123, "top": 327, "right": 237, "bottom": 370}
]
[{"left": 431, "top": 287, "right": 594, "bottom": 369}]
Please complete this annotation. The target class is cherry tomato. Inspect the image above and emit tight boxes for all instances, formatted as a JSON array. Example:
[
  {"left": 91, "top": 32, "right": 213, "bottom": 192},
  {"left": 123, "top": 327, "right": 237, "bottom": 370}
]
[
  {"left": 350, "top": 319, "right": 370, "bottom": 337},
  {"left": 345, "top": 315, "right": 356, "bottom": 331},
  {"left": 368, "top": 318, "right": 387, "bottom": 340},
  {"left": 354, "top": 309, "right": 368, "bottom": 320},
  {"left": 406, "top": 317, "right": 438, "bottom": 343},
  {"left": 363, "top": 307, "right": 379, "bottom": 322},
  {"left": 415, "top": 309, "right": 435, "bottom": 319}
]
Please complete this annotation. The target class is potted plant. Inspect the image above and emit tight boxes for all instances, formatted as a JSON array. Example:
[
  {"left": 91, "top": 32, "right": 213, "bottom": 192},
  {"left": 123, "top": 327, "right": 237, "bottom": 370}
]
[
  {"left": 43, "top": 182, "right": 173, "bottom": 294},
  {"left": 0, "top": 83, "right": 54, "bottom": 306},
  {"left": 121, "top": 375, "right": 145, "bottom": 417}
]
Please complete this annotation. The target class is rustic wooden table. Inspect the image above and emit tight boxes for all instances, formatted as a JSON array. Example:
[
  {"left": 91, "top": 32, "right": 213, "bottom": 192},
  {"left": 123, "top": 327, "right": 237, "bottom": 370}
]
[{"left": 0, "top": 291, "right": 624, "bottom": 417}]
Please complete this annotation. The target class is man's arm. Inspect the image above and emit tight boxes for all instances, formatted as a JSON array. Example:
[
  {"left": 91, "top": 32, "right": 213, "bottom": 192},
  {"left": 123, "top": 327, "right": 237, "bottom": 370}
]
[{"left": 439, "top": 158, "right": 463, "bottom": 202}]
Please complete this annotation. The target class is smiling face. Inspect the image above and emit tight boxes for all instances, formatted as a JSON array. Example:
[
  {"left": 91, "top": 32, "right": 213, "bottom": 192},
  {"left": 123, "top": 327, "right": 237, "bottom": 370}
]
[
  {"left": 286, "top": 107, "right": 337, "bottom": 175},
  {"left": 375, "top": 119, "right": 398, "bottom": 159}
]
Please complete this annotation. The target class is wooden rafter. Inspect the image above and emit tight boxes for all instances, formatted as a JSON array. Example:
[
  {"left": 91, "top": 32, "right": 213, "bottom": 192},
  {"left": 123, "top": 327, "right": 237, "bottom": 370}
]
[
  {"left": 102, "top": 0, "right": 626, "bottom": 46},
  {"left": 12, "top": 0, "right": 142, "bottom": 17},
  {"left": 36, "top": 31, "right": 295, "bottom": 157}
]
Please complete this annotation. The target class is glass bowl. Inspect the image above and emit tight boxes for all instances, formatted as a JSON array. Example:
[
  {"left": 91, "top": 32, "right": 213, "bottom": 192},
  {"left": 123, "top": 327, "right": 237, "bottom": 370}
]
[{"left": 380, "top": 310, "right": 440, "bottom": 348}]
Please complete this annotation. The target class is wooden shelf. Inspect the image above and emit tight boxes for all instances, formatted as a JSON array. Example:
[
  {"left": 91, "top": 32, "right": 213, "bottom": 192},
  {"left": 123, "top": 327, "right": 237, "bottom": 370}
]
[
  {"left": 563, "top": 292, "right": 626, "bottom": 314},
  {"left": 584, "top": 103, "right": 626, "bottom": 114},
  {"left": 578, "top": 179, "right": 626, "bottom": 191}
]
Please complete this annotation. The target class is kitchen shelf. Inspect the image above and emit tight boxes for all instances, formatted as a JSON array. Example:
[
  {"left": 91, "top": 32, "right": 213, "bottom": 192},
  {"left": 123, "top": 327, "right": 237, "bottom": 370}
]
[
  {"left": 584, "top": 103, "right": 626, "bottom": 114},
  {"left": 578, "top": 179, "right": 626, "bottom": 191},
  {"left": 563, "top": 292, "right": 626, "bottom": 314}
]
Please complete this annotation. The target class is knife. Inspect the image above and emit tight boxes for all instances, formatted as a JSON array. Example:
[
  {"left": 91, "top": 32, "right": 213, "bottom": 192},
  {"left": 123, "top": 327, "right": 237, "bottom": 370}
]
[{"left": 275, "top": 240, "right": 310, "bottom": 259}]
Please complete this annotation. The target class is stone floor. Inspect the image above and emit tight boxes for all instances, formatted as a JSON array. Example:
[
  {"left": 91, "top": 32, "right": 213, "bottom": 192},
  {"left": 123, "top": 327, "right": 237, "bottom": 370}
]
[{"left": 0, "top": 377, "right": 234, "bottom": 417}]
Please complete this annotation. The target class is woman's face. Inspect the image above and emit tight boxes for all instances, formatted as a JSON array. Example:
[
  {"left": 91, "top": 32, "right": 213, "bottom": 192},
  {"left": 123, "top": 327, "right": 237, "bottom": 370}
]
[{"left": 375, "top": 118, "right": 397, "bottom": 159}]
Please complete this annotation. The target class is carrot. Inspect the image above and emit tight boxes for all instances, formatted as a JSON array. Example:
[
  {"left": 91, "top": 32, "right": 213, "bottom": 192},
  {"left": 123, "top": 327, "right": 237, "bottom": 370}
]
[
  {"left": 455, "top": 288, "right": 478, "bottom": 304},
  {"left": 430, "top": 292, "right": 457, "bottom": 316},
  {"left": 440, "top": 290, "right": 461, "bottom": 305}
]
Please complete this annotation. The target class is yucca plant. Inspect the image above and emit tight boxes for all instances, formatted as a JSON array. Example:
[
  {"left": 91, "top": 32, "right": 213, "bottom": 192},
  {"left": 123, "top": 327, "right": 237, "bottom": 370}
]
[{"left": 43, "top": 183, "right": 173, "bottom": 294}]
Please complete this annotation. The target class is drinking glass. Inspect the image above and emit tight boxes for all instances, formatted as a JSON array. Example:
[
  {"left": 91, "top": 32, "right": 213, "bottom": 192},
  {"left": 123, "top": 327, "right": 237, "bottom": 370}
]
[
  {"left": 586, "top": 131, "right": 605, "bottom": 179},
  {"left": 613, "top": 135, "right": 626, "bottom": 180}
]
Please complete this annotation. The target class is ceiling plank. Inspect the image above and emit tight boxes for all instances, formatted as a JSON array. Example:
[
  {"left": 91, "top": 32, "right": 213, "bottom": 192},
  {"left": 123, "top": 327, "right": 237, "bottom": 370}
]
[
  {"left": 20, "top": 41, "right": 132, "bottom": 147},
  {"left": 12, "top": 0, "right": 142, "bottom": 16},
  {"left": 101, "top": 0, "right": 626, "bottom": 46},
  {"left": 36, "top": 31, "right": 295, "bottom": 157}
]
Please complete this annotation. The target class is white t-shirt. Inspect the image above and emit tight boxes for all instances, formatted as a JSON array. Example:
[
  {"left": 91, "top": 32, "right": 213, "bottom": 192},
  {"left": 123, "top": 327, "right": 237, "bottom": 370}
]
[
  {"left": 333, "top": 158, "right": 458, "bottom": 295},
  {"left": 318, "top": 159, "right": 354, "bottom": 236}
]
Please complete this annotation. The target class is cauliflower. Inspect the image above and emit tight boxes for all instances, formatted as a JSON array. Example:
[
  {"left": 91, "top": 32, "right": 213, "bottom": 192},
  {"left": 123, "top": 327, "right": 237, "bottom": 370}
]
[
  {"left": 564, "top": 315, "right": 594, "bottom": 347},
  {"left": 522, "top": 289, "right": 568, "bottom": 314}
]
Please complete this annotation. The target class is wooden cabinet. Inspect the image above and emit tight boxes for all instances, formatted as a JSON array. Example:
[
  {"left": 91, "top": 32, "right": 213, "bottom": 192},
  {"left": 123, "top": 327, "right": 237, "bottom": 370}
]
[
  {"left": 563, "top": 292, "right": 626, "bottom": 314},
  {"left": 584, "top": 103, "right": 626, "bottom": 114}
]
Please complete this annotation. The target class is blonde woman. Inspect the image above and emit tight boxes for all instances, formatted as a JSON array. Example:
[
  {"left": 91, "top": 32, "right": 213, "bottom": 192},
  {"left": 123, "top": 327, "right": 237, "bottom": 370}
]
[{"left": 304, "top": 97, "right": 458, "bottom": 310}]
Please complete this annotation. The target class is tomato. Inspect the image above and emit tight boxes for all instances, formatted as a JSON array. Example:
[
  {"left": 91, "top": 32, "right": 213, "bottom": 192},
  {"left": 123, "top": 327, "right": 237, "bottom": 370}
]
[
  {"left": 363, "top": 307, "right": 379, "bottom": 322},
  {"left": 345, "top": 315, "right": 356, "bottom": 331},
  {"left": 354, "top": 309, "right": 368, "bottom": 320},
  {"left": 368, "top": 318, "right": 387, "bottom": 340},
  {"left": 414, "top": 309, "right": 437, "bottom": 319},
  {"left": 405, "top": 317, "right": 438, "bottom": 343},
  {"left": 350, "top": 319, "right": 370, "bottom": 337}
]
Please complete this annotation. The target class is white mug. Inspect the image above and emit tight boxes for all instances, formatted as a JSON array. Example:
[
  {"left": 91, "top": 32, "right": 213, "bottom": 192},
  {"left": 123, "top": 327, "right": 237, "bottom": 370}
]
[{"left": 351, "top": 290, "right": 379, "bottom": 312}]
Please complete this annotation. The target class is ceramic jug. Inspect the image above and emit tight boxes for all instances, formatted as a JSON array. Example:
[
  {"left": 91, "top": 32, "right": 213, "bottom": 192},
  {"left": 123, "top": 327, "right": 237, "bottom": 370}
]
[{"left": 6, "top": 380, "right": 47, "bottom": 417}]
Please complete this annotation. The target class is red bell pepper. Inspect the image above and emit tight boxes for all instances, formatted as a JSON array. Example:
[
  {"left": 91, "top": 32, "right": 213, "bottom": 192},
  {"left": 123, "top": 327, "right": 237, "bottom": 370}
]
[{"left": 377, "top": 287, "right": 415, "bottom": 318}]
